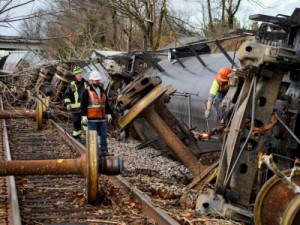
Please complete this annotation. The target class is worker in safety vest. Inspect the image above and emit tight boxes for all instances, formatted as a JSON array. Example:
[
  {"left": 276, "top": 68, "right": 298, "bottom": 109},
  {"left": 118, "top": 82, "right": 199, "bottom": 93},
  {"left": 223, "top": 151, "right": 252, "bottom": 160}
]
[
  {"left": 80, "top": 70, "right": 112, "bottom": 156},
  {"left": 204, "top": 66, "right": 233, "bottom": 119},
  {"left": 64, "top": 66, "right": 89, "bottom": 138}
]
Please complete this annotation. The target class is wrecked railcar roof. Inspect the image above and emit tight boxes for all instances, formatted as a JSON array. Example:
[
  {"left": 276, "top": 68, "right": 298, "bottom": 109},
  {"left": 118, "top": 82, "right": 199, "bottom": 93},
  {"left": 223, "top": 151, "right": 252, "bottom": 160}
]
[{"left": 144, "top": 52, "right": 240, "bottom": 129}]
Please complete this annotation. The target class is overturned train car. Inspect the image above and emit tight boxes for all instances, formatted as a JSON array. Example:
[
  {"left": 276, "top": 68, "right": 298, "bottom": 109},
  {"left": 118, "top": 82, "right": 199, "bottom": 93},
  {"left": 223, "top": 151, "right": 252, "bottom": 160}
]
[
  {"left": 101, "top": 38, "right": 245, "bottom": 157},
  {"left": 1, "top": 7, "right": 300, "bottom": 225},
  {"left": 141, "top": 51, "right": 240, "bottom": 154},
  {"left": 195, "top": 8, "right": 300, "bottom": 225},
  {"left": 105, "top": 7, "right": 300, "bottom": 225}
]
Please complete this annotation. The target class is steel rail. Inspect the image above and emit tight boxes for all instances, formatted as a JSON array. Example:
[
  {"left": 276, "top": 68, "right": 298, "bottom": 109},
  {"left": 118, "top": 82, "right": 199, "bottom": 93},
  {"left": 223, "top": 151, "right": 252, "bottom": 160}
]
[
  {"left": 51, "top": 120, "right": 179, "bottom": 225},
  {"left": 109, "top": 175, "right": 180, "bottom": 225},
  {"left": 50, "top": 119, "right": 85, "bottom": 154},
  {"left": 50, "top": 120, "right": 179, "bottom": 225},
  {"left": 1, "top": 97, "right": 22, "bottom": 225},
  {"left": 2, "top": 115, "right": 179, "bottom": 224}
]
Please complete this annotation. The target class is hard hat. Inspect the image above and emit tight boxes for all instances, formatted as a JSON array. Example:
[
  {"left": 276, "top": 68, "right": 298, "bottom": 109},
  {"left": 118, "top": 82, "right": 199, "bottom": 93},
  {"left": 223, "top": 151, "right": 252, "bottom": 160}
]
[
  {"left": 217, "top": 67, "right": 232, "bottom": 82},
  {"left": 72, "top": 66, "right": 83, "bottom": 75},
  {"left": 89, "top": 70, "right": 103, "bottom": 81}
]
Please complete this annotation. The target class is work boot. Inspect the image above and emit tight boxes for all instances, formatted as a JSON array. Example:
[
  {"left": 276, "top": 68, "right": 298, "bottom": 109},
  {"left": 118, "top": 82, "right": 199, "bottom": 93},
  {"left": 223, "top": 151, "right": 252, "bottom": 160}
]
[
  {"left": 99, "top": 152, "right": 107, "bottom": 157},
  {"left": 99, "top": 149, "right": 114, "bottom": 157},
  {"left": 72, "top": 130, "right": 81, "bottom": 138},
  {"left": 103, "top": 152, "right": 114, "bottom": 157}
]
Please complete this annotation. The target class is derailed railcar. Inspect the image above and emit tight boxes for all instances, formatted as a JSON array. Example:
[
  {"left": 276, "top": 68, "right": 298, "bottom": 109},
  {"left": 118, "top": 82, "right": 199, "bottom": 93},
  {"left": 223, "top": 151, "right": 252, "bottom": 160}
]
[
  {"left": 98, "top": 38, "right": 243, "bottom": 156},
  {"left": 102, "top": 8, "right": 300, "bottom": 225},
  {"left": 195, "top": 8, "right": 300, "bottom": 225},
  {"left": 2, "top": 7, "right": 299, "bottom": 224}
]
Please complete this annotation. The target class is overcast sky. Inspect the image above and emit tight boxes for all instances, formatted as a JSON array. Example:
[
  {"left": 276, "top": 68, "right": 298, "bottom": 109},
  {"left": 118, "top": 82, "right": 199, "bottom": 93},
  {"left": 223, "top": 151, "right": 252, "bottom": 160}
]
[
  {"left": 172, "top": 0, "right": 299, "bottom": 28},
  {"left": 0, "top": 0, "right": 48, "bottom": 36},
  {"left": 0, "top": 0, "right": 299, "bottom": 36}
]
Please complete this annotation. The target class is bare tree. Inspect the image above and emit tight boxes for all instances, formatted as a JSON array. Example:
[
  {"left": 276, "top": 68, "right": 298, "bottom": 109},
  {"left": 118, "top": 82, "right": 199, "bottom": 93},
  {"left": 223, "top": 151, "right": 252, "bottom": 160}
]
[
  {"left": 40, "top": 0, "right": 110, "bottom": 59},
  {"left": 108, "top": 0, "right": 197, "bottom": 50},
  {"left": 197, "top": 0, "right": 265, "bottom": 37},
  {"left": 207, "top": 0, "right": 214, "bottom": 31},
  {"left": 15, "top": 0, "right": 199, "bottom": 59},
  {"left": 107, "top": 0, "right": 179, "bottom": 51},
  {"left": 19, "top": 9, "right": 45, "bottom": 38},
  {"left": 224, "top": 0, "right": 242, "bottom": 29}
]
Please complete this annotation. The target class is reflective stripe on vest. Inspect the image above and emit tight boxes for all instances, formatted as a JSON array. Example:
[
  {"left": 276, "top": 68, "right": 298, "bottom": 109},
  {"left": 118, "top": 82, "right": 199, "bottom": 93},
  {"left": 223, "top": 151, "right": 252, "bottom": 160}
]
[
  {"left": 86, "top": 87, "right": 106, "bottom": 119},
  {"left": 214, "top": 76, "right": 229, "bottom": 93},
  {"left": 70, "top": 81, "right": 88, "bottom": 109}
]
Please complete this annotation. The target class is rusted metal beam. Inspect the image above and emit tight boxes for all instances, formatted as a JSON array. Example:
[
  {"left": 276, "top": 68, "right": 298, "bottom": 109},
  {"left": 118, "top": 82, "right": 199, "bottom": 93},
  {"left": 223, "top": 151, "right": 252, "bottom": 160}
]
[
  {"left": 142, "top": 105, "right": 201, "bottom": 179},
  {"left": 0, "top": 155, "right": 122, "bottom": 177},
  {"left": 0, "top": 110, "right": 36, "bottom": 119},
  {"left": 0, "top": 97, "right": 44, "bottom": 129},
  {"left": 117, "top": 78, "right": 203, "bottom": 180},
  {"left": 0, "top": 158, "right": 83, "bottom": 176}
]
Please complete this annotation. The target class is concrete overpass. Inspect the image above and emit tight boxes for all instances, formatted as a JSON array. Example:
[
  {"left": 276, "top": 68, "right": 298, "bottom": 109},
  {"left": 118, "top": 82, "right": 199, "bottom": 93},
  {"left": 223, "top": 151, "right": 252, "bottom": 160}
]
[{"left": 0, "top": 35, "right": 43, "bottom": 52}]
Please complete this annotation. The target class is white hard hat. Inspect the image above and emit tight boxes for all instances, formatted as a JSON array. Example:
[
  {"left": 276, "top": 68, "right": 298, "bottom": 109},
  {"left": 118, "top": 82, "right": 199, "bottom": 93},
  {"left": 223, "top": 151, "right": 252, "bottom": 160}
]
[{"left": 89, "top": 70, "right": 103, "bottom": 81}]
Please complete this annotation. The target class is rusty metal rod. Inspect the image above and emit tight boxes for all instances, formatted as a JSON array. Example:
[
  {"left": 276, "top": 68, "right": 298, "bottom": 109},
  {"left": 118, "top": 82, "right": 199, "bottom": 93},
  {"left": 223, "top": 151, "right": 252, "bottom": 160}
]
[
  {"left": 142, "top": 105, "right": 201, "bottom": 179},
  {"left": 0, "top": 154, "right": 122, "bottom": 177},
  {"left": 0, "top": 158, "right": 84, "bottom": 176},
  {"left": 0, "top": 110, "right": 36, "bottom": 119}
]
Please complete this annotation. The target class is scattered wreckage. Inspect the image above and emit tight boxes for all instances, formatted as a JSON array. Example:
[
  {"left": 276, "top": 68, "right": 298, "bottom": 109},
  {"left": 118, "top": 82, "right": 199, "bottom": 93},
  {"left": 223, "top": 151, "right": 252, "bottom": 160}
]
[{"left": 0, "top": 8, "right": 300, "bottom": 225}]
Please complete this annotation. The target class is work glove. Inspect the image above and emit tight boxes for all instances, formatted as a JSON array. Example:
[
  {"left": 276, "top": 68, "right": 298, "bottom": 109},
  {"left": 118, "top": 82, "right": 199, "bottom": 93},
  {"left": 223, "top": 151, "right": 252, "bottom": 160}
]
[
  {"left": 81, "top": 116, "right": 88, "bottom": 126},
  {"left": 204, "top": 110, "right": 211, "bottom": 119},
  {"left": 66, "top": 104, "right": 71, "bottom": 111},
  {"left": 106, "top": 114, "right": 112, "bottom": 123}
]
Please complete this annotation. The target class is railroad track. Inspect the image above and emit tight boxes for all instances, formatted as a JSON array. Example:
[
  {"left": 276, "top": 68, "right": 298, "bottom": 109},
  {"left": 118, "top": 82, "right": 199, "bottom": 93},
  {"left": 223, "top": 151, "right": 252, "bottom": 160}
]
[
  {"left": 0, "top": 102, "right": 180, "bottom": 224},
  {"left": 0, "top": 121, "right": 13, "bottom": 225},
  {"left": 0, "top": 96, "right": 227, "bottom": 225}
]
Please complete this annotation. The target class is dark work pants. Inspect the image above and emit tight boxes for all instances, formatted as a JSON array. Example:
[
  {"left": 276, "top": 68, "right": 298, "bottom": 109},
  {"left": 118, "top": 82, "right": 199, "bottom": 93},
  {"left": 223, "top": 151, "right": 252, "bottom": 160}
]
[
  {"left": 87, "top": 120, "right": 108, "bottom": 153},
  {"left": 72, "top": 112, "right": 82, "bottom": 132}
]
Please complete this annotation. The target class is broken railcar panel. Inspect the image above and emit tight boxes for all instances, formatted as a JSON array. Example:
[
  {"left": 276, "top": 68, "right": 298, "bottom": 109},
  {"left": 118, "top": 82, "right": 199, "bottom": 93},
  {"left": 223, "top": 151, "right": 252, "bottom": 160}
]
[
  {"left": 1, "top": 50, "right": 47, "bottom": 74},
  {"left": 149, "top": 52, "right": 239, "bottom": 129},
  {"left": 92, "top": 50, "right": 152, "bottom": 78}
]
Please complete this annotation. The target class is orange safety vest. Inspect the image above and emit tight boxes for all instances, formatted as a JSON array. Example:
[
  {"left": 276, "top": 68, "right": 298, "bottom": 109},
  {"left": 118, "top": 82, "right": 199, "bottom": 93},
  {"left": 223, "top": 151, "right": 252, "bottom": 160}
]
[
  {"left": 214, "top": 75, "right": 229, "bottom": 93},
  {"left": 86, "top": 87, "right": 106, "bottom": 119}
]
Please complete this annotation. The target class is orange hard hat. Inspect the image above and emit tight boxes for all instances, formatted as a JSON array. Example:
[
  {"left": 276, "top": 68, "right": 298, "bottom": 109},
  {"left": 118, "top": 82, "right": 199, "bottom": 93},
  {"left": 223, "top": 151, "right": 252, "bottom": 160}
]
[{"left": 217, "top": 67, "right": 232, "bottom": 82}]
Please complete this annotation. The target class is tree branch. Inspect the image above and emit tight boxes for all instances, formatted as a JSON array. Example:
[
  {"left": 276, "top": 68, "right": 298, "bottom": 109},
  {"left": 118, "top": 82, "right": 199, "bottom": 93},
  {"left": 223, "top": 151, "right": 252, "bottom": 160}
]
[{"left": 0, "top": 0, "right": 34, "bottom": 15}]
